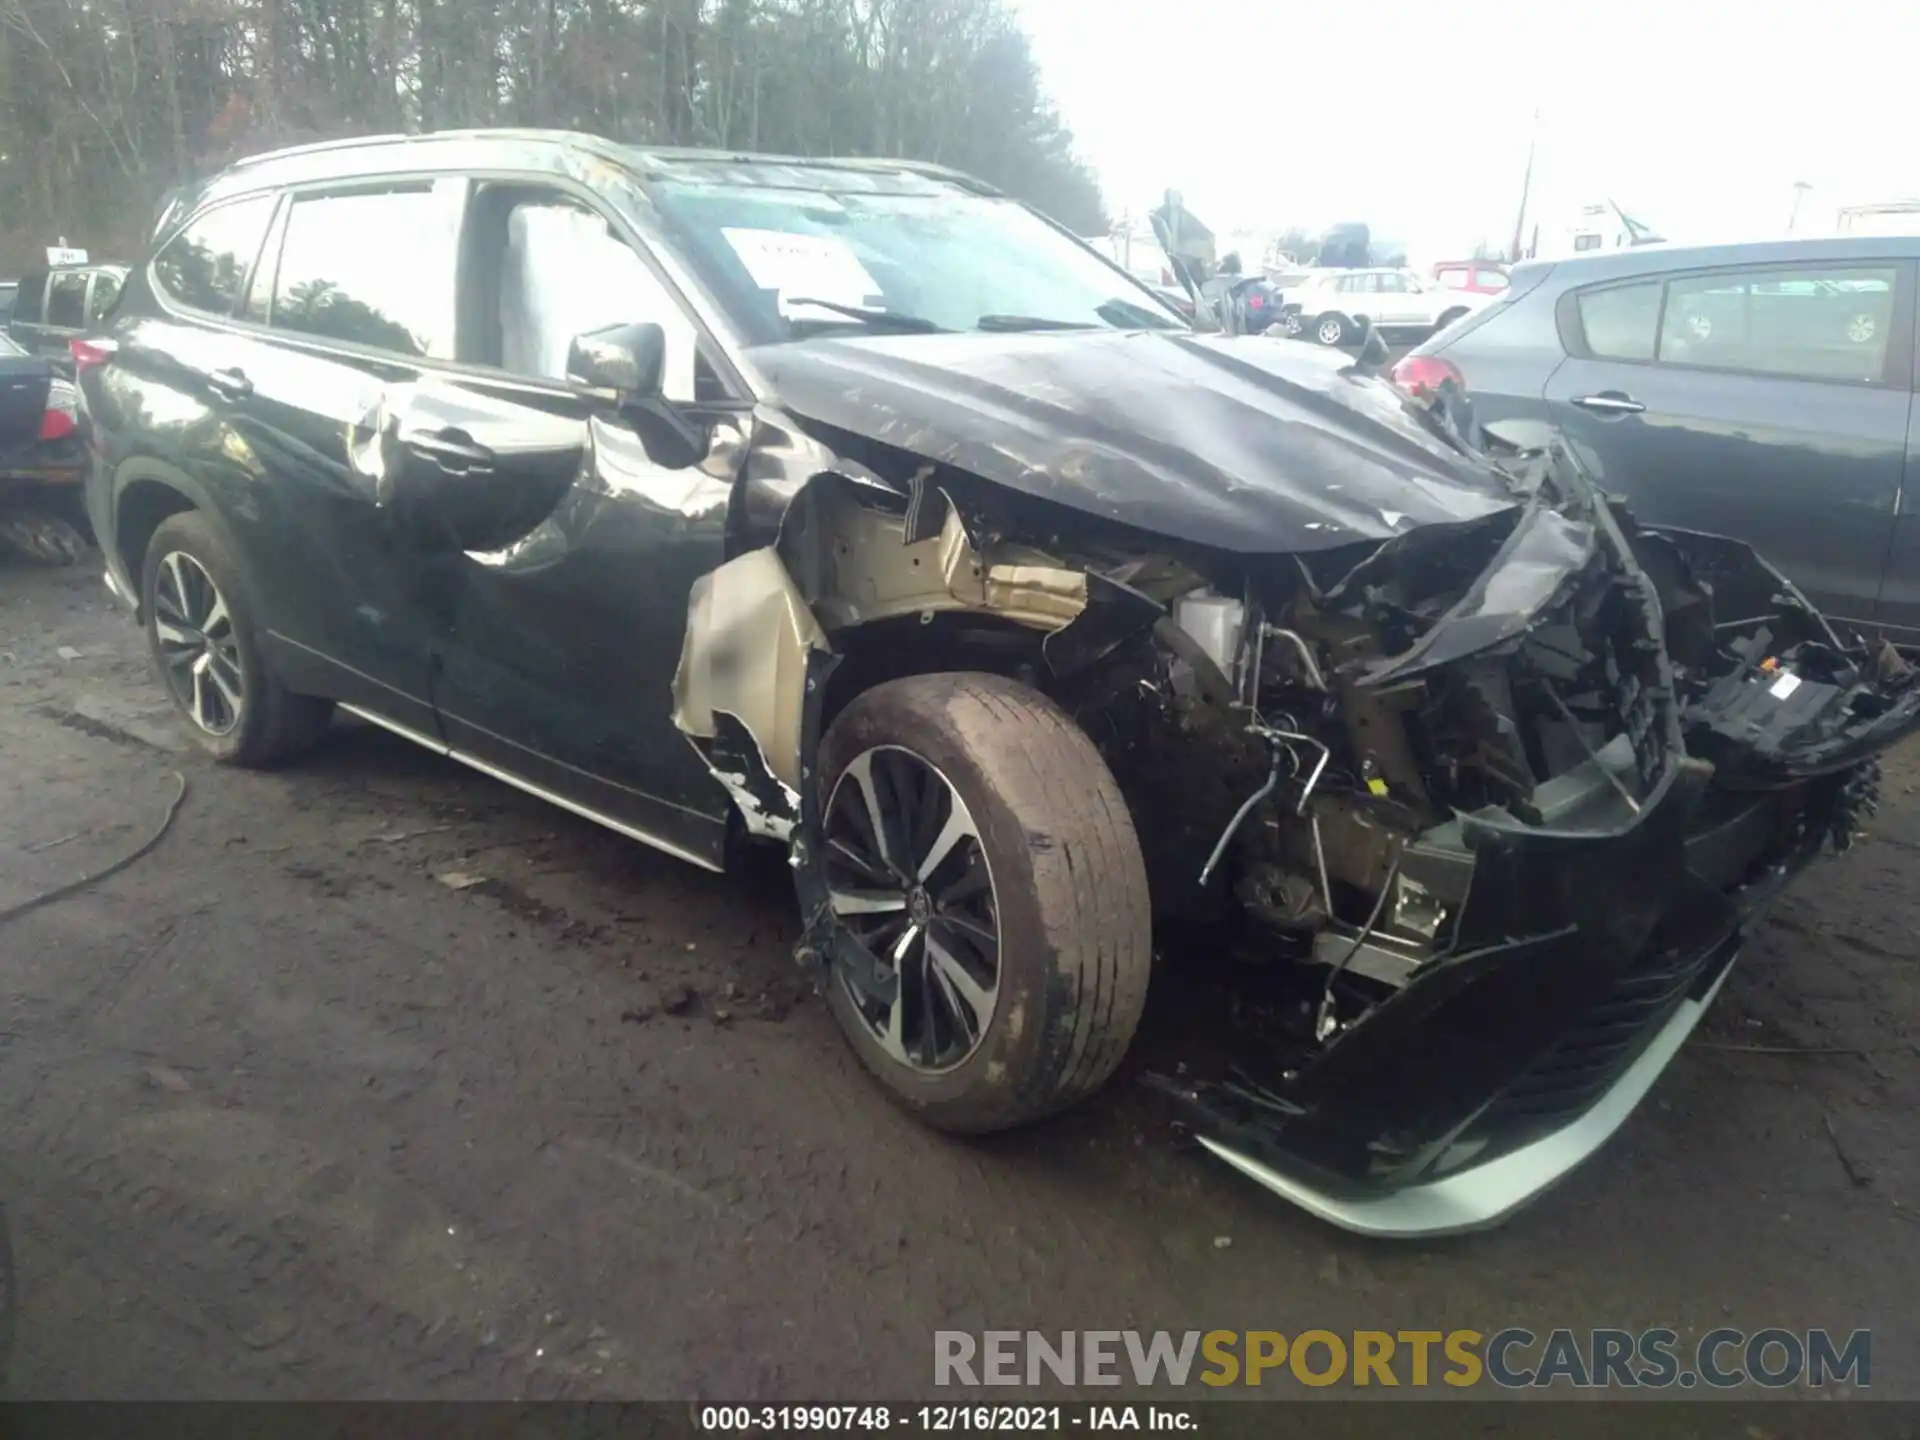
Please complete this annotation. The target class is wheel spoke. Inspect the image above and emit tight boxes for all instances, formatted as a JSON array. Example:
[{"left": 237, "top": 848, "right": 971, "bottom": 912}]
[
  {"left": 829, "top": 887, "right": 908, "bottom": 916},
  {"left": 853, "top": 914, "right": 910, "bottom": 952},
  {"left": 877, "top": 922, "right": 921, "bottom": 1065},
  {"left": 927, "top": 930, "right": 995, "bottom": 1033},
  {"left": 938, "top": 907, "right": 1000, "bottom": 961},
  {"left": 190, "top": 654, "right": 217, "bottom": 728},
  {"left": 917, "top": 802, "right": 975, "bottom": 883},
  {"left": 206, "top": 654, "right": 244, "bottom": 713},
  {"left": 825, "top": 834, "right": 894, "bottom": 888},
  {"left": 161, "top": 553, "right": 190, "bottom": 618},
  {"left": 869, "top": 753, "right": 917, "bottom": 879},
  {"left": 917, "top": 948, "right": 944, "bottom": 1065},
  {"left": 153, "top": 618, "right": 194, "bottom": 647},
  {"left": 846, "top": 755, "right": 899, "bottom": 875},
  {"left": 199, "top": 592, "right": 231, "bottom": 640}
]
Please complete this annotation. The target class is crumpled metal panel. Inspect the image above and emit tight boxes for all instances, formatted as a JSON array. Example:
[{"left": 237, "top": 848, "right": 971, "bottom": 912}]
[
  {"left": 754, "top": 329, "right": 1516, "bottom": 554},
  {"left": 672, "top": 546, "right": 829, "bottom": 831}
]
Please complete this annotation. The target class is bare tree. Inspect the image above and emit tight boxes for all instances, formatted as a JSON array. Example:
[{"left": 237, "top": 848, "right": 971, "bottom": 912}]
[{"left": 0, "top": 0, "right": 1106, "bottom": 269}]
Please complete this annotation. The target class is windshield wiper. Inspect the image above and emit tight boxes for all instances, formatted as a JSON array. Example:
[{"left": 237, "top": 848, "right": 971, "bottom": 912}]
[
  {"left": 976, "top": 304, "right": 1183, "bottom": 333},
  {"left": 975, "top": 314, "right": 1102, "bottom": 332},
  {"left": 784, "top": 297, "right": 947, "bottom": 333},
  {"left": 1096, "top": 298, "right": 1186, "bottom": 330}
]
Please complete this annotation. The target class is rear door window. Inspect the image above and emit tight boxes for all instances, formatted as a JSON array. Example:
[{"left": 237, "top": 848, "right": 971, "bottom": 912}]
[
  {"left": 153, "top": 195, "right": 278, "bottom": 316},
  {"left": 270, "top": 185, "right": 461, "bottom": 358},
  {"left": 45, "top": 272, "right": 87, "bottom": 328},
  {"left": 1658, "top": 265, "right": 1897, "bottom": 382},
  {"left": 1575, "top": 280, "right": 1662, "bottom": 361}
]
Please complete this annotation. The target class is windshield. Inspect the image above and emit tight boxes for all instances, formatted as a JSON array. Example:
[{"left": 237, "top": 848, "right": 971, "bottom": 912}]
[{"left": 649, "top": 174, "right": 1188, "bottom": 344}]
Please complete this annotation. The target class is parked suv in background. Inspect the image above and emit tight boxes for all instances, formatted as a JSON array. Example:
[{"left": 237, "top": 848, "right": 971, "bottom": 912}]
[
  {"left": 8, "top": 262, "right": 127, "bottom": 370},
  {"left": 1279, "top": 267, "right": 1487, "bottom": 346},
  {"left": 76, "top": 130, "right": 1920, "bottom": 1236},
  {"left": 1398, "top": 237, "right": 1920, "bottom": 641}
]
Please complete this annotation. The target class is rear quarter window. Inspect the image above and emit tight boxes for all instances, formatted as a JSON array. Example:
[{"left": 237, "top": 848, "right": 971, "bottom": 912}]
[{"left": 153, "top": 194, "right": 278, "bottom": 317}]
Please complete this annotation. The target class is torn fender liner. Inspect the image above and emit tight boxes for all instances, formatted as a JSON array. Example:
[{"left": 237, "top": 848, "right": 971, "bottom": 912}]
[
  {"left": 673, "top": 547, "right": 830, "bottom": 838},
  {"left": 754, "top": 330, "right": 1515, "bottom": 554}
]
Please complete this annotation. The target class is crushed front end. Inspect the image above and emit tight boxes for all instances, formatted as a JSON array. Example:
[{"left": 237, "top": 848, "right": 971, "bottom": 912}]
[
  {"left": 673, "top": 328, "right": 1920, "bottom": 1235},
  {"left": 1118, "top": 448, "right": 1920, "bottom": 1235}
]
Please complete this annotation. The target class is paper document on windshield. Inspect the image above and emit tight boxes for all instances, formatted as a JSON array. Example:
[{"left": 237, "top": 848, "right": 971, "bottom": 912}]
[{"left": 721, "top": 227, "right": 883, "bottom": 321}]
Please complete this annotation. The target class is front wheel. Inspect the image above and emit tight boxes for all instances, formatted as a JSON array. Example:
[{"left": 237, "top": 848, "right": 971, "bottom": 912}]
[
  {"left": 142, "top": 511, "right": 333, "bottom": 766},
  {"left": 814, "top": 673, "right": 1153, "bottom": 1134},
  {"left": 1314, "top": 312, "right": 1350, "bottom": 346}
]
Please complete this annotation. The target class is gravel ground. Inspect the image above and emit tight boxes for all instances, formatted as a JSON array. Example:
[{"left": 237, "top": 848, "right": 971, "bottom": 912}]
[{"left": 0, "top": 552, "right": 1916, "bottom": 1401}]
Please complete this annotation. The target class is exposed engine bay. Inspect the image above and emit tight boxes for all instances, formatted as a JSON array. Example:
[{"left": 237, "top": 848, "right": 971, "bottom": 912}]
[{"left": 670, "top": 346, "right": 1920, "bottom": 1234}]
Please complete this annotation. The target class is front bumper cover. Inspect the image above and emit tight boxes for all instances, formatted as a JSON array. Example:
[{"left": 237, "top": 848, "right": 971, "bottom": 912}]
[
  {"left": 1156, "top": 770, "right": 1834, "bottom": 1236},
  {"left": 1198, "top": 954, "right": 1737, "bottom": 1238}
]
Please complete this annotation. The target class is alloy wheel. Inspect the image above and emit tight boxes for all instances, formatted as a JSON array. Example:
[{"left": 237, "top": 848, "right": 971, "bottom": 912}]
[
  {"left": 823, "top": 745, "right": 1002, "bottom": 1074},
  {"left": 1318, "top": 318, "right": 1344, "bottom": 345},
  {"left": 152, "top": 551, "right": 245, "bottom": 736},
  {"left": 1848, "top": 313, "right": 1878, "bottom": 344}
]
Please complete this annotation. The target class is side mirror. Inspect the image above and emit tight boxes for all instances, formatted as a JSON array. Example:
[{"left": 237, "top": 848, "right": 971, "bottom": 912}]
[
  {"left": 567, "top": 320, "right": 707, "bottom": 470},
  {"left": 566, "top": 322, "right": 666, "bottom": 398}
]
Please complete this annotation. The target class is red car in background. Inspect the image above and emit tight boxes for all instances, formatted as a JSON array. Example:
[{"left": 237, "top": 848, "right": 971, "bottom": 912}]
[{"left": 1431, "top": 260, "right": 1510, "bottom": 295}]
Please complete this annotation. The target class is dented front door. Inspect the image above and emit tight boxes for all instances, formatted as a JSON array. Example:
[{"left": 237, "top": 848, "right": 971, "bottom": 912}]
[{"left": 418, "top": 392, "right": 744, "bottom": 868}]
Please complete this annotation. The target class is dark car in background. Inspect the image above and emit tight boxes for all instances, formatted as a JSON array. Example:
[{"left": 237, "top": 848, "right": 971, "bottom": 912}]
[
  {"left": 9, "top": 262, "right": 128, "bottom": 371},
  {"left": 0, "top": 330, "right": 87, "bottom": 560},
  {"left": 73, "top": 130, "right": 1920, "bottom": 1237},
  {"left": 1398, "top": 236, "right": 1920, "bottom": 641}
]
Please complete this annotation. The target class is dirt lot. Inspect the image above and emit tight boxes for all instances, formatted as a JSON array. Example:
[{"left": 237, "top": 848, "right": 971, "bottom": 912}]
[{"left": 1, "top": 552, "right": 1916, "bottom": 1401}]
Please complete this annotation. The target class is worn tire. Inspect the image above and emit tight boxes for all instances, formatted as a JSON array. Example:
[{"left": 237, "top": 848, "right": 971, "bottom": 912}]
[
  {"left": 817, "top": 672, "right": 1153, "bottom": 1134},
  {"left": 141, "top": 511, "right": 333, "bottom": 766}
]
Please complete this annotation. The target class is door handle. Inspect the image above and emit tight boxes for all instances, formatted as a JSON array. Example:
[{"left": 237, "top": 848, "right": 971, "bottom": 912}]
[
  {"left": 402, "top": 427, "right": 496, "bottom": 475},
  {"left": 206, "top": 367, "right": 253, "bottom": 400},
  {"left": 1571, "top": 391, "right": 1645, "bottom": 415}
]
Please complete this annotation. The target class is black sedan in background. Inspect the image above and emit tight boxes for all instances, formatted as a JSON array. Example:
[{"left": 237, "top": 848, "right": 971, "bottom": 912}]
[{"left": 1397, "top": 235, "right": 1920, "bottom": 643}]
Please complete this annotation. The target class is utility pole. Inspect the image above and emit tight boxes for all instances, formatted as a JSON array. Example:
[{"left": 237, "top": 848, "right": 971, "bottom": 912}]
[
  {"left": 1509, "top": 108, "right": 1540, "bottom": 263},
  {"left": 1787, "top": 181, "right": 1812, "bottom": 232}
]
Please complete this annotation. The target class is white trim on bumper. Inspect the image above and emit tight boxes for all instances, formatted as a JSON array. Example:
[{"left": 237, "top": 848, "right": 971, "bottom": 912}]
[{"left": 1198, "top": 956, "right": 1738, "bottom": 1238}]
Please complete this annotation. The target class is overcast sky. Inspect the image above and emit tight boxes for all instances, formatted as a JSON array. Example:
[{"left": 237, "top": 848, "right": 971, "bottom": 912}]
[{"left": 1014, "top": 0, "right": 1916, "bottom": 258}]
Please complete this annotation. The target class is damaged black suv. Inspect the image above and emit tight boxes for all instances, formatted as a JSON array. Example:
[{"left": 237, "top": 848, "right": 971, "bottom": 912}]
[{"left": 79, "top": 130, "right": 1920, "bottom": 1236}]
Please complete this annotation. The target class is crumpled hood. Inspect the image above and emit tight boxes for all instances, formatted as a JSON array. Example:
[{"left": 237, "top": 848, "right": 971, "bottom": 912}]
[{"left": 753, "top": 329, "right": 1517, "bottom": 553}]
